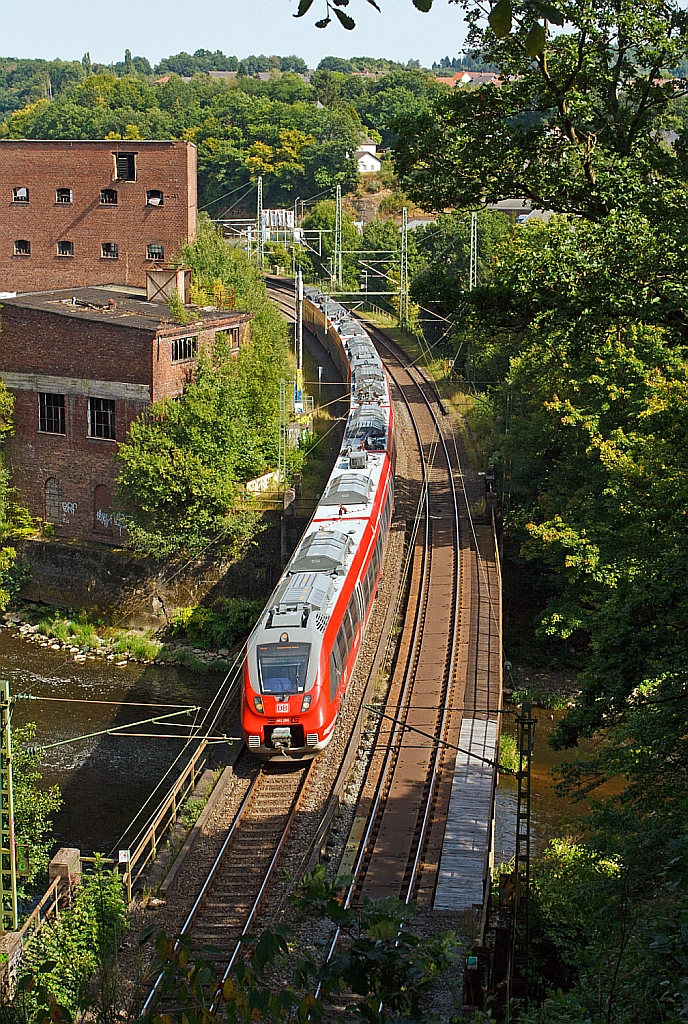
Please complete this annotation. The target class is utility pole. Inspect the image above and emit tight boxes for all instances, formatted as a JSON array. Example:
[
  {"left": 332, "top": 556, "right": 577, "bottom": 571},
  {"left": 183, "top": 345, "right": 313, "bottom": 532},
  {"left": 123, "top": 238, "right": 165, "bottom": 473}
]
[
  {"left": 0, "top": 680, "right": 18, "bottom": 931},
  {"left": 469, "top": 211, "right": 478, "bottom": 291},
  {"left": 334, "top": 184, "right": 343, "bottom": 289},
  {"left": 399, "top": 206, "right": 410, "bottom": 331},
  {"left": 508, "top": 702, "right": 535, "bottom": 1015},
  {"left": 256, "top": 176, "right": 265, "bottom": 268},
  {"left": 295, "top": 269, "right": 304, "bottom": 414}
]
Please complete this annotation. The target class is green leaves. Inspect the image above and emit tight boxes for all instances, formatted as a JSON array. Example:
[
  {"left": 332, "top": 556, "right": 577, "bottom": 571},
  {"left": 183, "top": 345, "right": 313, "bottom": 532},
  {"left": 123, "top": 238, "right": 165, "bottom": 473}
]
[
  {"left": 413, "top": 0, "right": 434, "bottom": 10},
  {"left": 333, "top": 6, "right": 356, "bottom": 27},
  {"left": 293, "top": 0, "right": 316, "bottom": 17},
  {"left": 525, "top": 20, "right": 547, "bottom": 56},
  {"left": 488, "top": 0, "right": 513, "bottom": 37}
]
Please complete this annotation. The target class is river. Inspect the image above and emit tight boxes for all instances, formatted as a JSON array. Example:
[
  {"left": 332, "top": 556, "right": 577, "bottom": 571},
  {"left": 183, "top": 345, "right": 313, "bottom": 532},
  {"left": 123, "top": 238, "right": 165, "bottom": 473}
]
[{"left": 1, "top": 626, "right": 223, "bottom": 857}]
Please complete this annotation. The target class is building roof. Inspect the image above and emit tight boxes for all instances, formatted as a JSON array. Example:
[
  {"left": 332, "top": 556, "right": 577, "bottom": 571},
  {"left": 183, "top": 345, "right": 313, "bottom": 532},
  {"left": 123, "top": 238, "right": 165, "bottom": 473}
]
[{"left": 2, "top": 287, "right": 250, "bottom": 335}]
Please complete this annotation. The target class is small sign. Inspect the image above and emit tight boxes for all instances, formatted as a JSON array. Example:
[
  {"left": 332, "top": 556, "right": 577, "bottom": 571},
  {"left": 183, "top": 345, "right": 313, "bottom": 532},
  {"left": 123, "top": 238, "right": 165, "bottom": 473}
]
[
  {"left": 118, "top": 850, "right": 131, "bottom": 864},
  {"left": 276, "top": 703, "right": 290, "bottom": 714}
]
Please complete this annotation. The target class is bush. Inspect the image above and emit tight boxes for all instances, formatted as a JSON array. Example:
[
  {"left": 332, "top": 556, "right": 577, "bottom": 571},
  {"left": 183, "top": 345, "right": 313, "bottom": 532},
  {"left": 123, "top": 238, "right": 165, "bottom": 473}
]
[
  {"left": 37, "top": 611, "right": 99, "bottom": 650},
  {"left": 170, "top": 597, "right": 263, "bottom": 649}
]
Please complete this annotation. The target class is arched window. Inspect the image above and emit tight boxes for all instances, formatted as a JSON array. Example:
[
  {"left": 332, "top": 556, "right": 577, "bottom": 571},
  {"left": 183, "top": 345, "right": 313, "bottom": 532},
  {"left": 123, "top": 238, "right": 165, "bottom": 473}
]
[
  {"left": 12, "top": 187, "right": 28, "bottom": 203},
  {"left": 13, "top": 240, "right": 30, "bottom": 256},
  {"left": 93, "top": 484, "right": 113, "bottom": 532},
  {"left": 45, "top": 478, "right": 62, "bottom": 524},
  {"left": 100, "top": 189, "right": 118, "bottom": 205},
  {"left": 146, "top": 189, "right": 164, "bottom": 206}
]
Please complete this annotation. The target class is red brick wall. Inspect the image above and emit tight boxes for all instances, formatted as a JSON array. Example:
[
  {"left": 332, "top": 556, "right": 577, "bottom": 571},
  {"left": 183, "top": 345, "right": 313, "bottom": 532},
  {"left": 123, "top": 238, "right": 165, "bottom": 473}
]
[
  {"left": 0, "top": 303, "right": 154, "bottom": 385},
  {"left": 152, "top": 316, "right": 252, "bottom": 400},
  {"left": 0, "top": 140, "right": 197, "bottom": 294},
  {"left": 6, "top": 390, "right": 147, "bottom": 542}
]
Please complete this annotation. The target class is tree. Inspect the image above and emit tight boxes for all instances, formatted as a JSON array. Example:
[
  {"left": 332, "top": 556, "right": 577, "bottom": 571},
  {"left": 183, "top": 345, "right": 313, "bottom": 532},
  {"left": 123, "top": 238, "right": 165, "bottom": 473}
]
[{"left": 394, "top": 0, "right": 688, "bottom": 220}]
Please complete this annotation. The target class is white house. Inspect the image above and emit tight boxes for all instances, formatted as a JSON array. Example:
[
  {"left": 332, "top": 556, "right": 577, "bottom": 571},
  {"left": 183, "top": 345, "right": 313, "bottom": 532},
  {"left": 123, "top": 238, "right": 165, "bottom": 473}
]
[{"left": 356, "top": 137, "right": 382, "bottom": 174}]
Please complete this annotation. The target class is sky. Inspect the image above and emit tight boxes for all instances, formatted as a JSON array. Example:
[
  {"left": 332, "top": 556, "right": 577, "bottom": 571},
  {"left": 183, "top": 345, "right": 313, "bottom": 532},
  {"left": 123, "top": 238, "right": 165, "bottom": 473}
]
[{"left": 0, "top": 0, "right": 469, "bottom": 69}]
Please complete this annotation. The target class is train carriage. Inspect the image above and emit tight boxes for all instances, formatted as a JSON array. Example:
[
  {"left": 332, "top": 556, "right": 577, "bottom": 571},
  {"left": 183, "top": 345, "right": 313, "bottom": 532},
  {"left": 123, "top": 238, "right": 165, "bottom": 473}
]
[{"left": 241, "top": 289, "right": 395, "bottom": 759}]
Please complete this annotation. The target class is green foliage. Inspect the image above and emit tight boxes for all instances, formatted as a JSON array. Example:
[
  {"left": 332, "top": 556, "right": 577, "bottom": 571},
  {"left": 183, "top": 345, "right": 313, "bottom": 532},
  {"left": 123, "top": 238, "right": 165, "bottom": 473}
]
[
  {"left": 116, "top": 218, "right": 290, "bottom": 557},
  {"left": 12, "top": 724, "right": 62, "bottom": 899},
  {"left": 167, "top": 289, "right": 194, "bottom": 325},
  {"left": 498, "top": 732, "right": 519, "bottom": 774},
  {"left": 112, "top": 632, "right": 161, "bottom": 661},
  {"left": 394, "top": 0, "right": 688, "bottom": 221},
  {"left": 139, "top": 870, "right": 456, "bottom": 1024},
  {"left": 16, "top": 857, "right": 127, "bottom": 1021},
  {"left": 169, "top": 597, "right": 263, "bottom": 650},
  {"left": 37, "top": 611, "right": 99, "bottom": 649}
]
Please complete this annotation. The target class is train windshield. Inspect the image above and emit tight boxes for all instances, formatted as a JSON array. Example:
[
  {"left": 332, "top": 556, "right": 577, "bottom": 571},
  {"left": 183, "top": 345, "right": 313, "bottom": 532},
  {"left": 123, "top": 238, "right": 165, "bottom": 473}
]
[{"left": 257, "top": 643, "right": 311, "bottom": 695}]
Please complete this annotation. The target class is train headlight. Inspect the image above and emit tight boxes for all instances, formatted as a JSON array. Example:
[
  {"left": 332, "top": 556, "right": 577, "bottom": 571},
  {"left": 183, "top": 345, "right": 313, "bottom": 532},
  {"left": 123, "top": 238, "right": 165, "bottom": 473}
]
[
  {"left": 253, "top": 695, "right": 265, "bottom": 714},
  {"left": 301, "top": 694, "right": 312, "bottom": 711}
]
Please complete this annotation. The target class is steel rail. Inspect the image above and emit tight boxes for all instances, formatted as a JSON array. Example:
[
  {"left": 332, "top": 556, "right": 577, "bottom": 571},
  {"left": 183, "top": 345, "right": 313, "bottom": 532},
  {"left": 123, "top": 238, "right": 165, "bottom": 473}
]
[
  {"left": 369, "top": 328, "right": 461, "bottom": 903},
  {"left": 140, "top": 765, "right": 258, "bottom": 1015}
]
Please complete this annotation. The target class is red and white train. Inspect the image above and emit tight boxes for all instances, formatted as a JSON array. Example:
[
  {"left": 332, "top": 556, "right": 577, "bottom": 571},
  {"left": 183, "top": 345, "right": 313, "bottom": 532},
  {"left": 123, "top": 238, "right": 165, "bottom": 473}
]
[{"left": 241, "top": 288, "right": 395, "bottom": 759}]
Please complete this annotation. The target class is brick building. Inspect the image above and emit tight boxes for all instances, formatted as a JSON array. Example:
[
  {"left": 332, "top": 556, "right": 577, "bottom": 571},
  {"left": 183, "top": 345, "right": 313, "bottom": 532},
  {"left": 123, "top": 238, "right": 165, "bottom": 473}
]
[
  {"left": 0, "top": 140, "right": 197, "bottom": 294},
  {"left": 0, "top": 286, "right": 251, "bottom": 542}
]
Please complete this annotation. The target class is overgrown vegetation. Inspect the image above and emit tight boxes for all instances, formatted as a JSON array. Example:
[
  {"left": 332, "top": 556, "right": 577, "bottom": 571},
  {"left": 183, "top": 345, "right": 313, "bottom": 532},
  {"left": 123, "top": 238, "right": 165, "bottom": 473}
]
[
  {"left": 14, "top": 857, "right": 127, "bottom": 1023},
  {"left": 116, "top": 217, "right": 293, "bottom": 558},
  {"left": 12, "top": 724, "right": 62, "bottom": 901},
  {"left": 169, "top": 597, "right": 263, "bottom": 650}
]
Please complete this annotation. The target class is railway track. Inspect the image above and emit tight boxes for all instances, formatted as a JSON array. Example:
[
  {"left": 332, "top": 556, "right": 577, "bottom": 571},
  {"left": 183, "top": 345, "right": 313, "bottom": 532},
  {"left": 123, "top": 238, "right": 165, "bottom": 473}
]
[
  {"left": 142, "top": 759, "right": 312, "bottom": 1013},
  {"left": 344, "top": 325, "right": 462, "bottom": 905}
]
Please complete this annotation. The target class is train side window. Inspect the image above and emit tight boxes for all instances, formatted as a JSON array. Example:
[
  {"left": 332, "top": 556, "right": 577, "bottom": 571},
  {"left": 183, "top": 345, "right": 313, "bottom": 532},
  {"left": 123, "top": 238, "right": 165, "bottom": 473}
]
[
  {"left": 343, "top": 608, "right": 354, "bottom": 646},
  {"left": 349, "top": 594, "right": 360, "bottom": 633},
  {"left": 337, "top": 628, "right": 349, "bottom": 669},
  {"left": 330, "top": 650, "right": 341, "bottom": 702}
]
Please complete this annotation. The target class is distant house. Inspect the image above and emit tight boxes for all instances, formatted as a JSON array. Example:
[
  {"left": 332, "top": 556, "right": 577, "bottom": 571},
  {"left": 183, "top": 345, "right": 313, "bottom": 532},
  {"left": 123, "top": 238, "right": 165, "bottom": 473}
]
[
  {"left": 208, "top": 70, "right": 237, "bottom": 81},
  {"left": 436, "top": 71, "right": 502, "bottom": 88},
  {"left": 355, "top": 138, "right": 382, "bottom": 174}
]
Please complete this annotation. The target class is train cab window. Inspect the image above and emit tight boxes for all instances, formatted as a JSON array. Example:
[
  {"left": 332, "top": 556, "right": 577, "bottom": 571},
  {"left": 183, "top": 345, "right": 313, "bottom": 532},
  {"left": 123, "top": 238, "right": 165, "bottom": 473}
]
[{"left": 257, "top": 642, "right": 310, "bottom": 696}]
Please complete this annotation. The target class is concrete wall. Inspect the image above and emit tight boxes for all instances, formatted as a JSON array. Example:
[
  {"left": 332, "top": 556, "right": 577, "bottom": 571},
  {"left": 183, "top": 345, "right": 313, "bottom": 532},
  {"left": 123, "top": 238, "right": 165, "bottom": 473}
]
[{"left": 15, "top": 521, "right": 281, "bottom": 627}]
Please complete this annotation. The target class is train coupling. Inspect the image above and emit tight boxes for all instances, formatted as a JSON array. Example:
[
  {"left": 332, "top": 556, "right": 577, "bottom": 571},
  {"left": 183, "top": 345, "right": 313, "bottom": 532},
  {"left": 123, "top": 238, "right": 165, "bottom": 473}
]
[{"left": 271, "top": 727, "right": 292, "bottom": 753}]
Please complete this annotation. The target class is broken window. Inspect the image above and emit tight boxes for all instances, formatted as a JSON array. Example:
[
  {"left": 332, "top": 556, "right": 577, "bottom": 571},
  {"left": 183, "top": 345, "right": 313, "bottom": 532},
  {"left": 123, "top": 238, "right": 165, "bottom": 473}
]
[
  {"left": 39, "top": 393, "right": 66, "bottom": 434},
  {"left": 45, "top": 478, "right": 62, "bottom": 524},
  {"left": 115, "top": 153, "right": 136, "bottom": 181},
  {"left": 13, "top": 240, "right": 30, "bottom": 256},
  {"left": 55, "top": 188, "right": 73, "bottom": 204},
  {"left": 101, "top": 242, "right": 118, "bottom": 259},
  {"left": 12, "top": 187, "right": 28, "bottom": 203},
  {"left": 146, "top": 189, "right": 164, "bottom": 206},
  {"left": 100, "top": 189, "right": 118, "bottom": 205},
  {"left": 172, "top": 336, "right": 198, "bottom": 362},
  {"left": 146, "top": 243, "right": 164, "bottom": 260},
  {"left": 56, "top": 240, "right": 74, "bottom": 257},
  {"left": 88, "top": 397, "right": 115, "bottom": 440}
]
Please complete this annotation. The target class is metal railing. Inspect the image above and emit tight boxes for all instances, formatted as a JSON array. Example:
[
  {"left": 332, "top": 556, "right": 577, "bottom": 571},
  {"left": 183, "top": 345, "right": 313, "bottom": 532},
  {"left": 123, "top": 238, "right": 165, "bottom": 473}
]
[{"left": 121, "top": 739, "right": 209, "bottom": 902}]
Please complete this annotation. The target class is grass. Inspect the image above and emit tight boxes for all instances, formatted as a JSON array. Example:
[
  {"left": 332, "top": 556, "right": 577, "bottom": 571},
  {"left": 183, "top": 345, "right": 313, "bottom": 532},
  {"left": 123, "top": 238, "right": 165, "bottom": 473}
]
[
  {"left": 498, "top": 733, "right": 520, "bottom": 774},
  {"left": 112, "top": 633, "right": 162, "bottom": 661},
  {"left": 510, "top": 686, "right": 570, "bottom": 710},
  {"left": 38, "top": 612, "right": 100, "bottom": 650}
]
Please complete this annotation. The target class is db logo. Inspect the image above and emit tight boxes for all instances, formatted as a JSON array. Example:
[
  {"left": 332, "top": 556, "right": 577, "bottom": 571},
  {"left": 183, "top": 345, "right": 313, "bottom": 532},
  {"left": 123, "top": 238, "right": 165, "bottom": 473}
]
[{"left": 276, "top": 703, "right": 290, "bottom": 713}]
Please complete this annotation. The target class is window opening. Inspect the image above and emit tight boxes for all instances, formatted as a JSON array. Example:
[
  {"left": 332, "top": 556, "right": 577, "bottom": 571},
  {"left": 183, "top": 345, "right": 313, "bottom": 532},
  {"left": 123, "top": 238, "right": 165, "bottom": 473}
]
[
  {"left": 45, "top": 479, "right": 62, "bottom": 524},
  {"left": 13, "top": 240, "right": 30, "bottom": 256},
  {"left": 115, "top": 153, "right": 136, "bottom": 181},
  {"left": 257, "top": 642, "right": 310, "bottom": 696},
  {"left": 88, "top": 397, "right": 115, "bottom": 440},
  {"left": 38, "top": 393, "right": 65, "bottom": 434},
  {"left": 146, "top": 243, "right": 164, "bottom": 260},
  {"left": 56, "top": 240, "right": 74, "bottom": 257},
  {"left": 101, "top": 242, "right": 118, "bottom": 259},
  {"left": 100, "top": 189, "right": 118, "bottom": 205},
  {"left": 146, "top": 189, "right": 163, "bottom": 206},
  {"left": 172, "top": 336, "right": 198, "bottom": 362},
  {"left": 12, "top": 187, "right": 28, "bottom": 203},
  {"left": 55, "top": 188, "right": 73, "bottom": 204}
]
